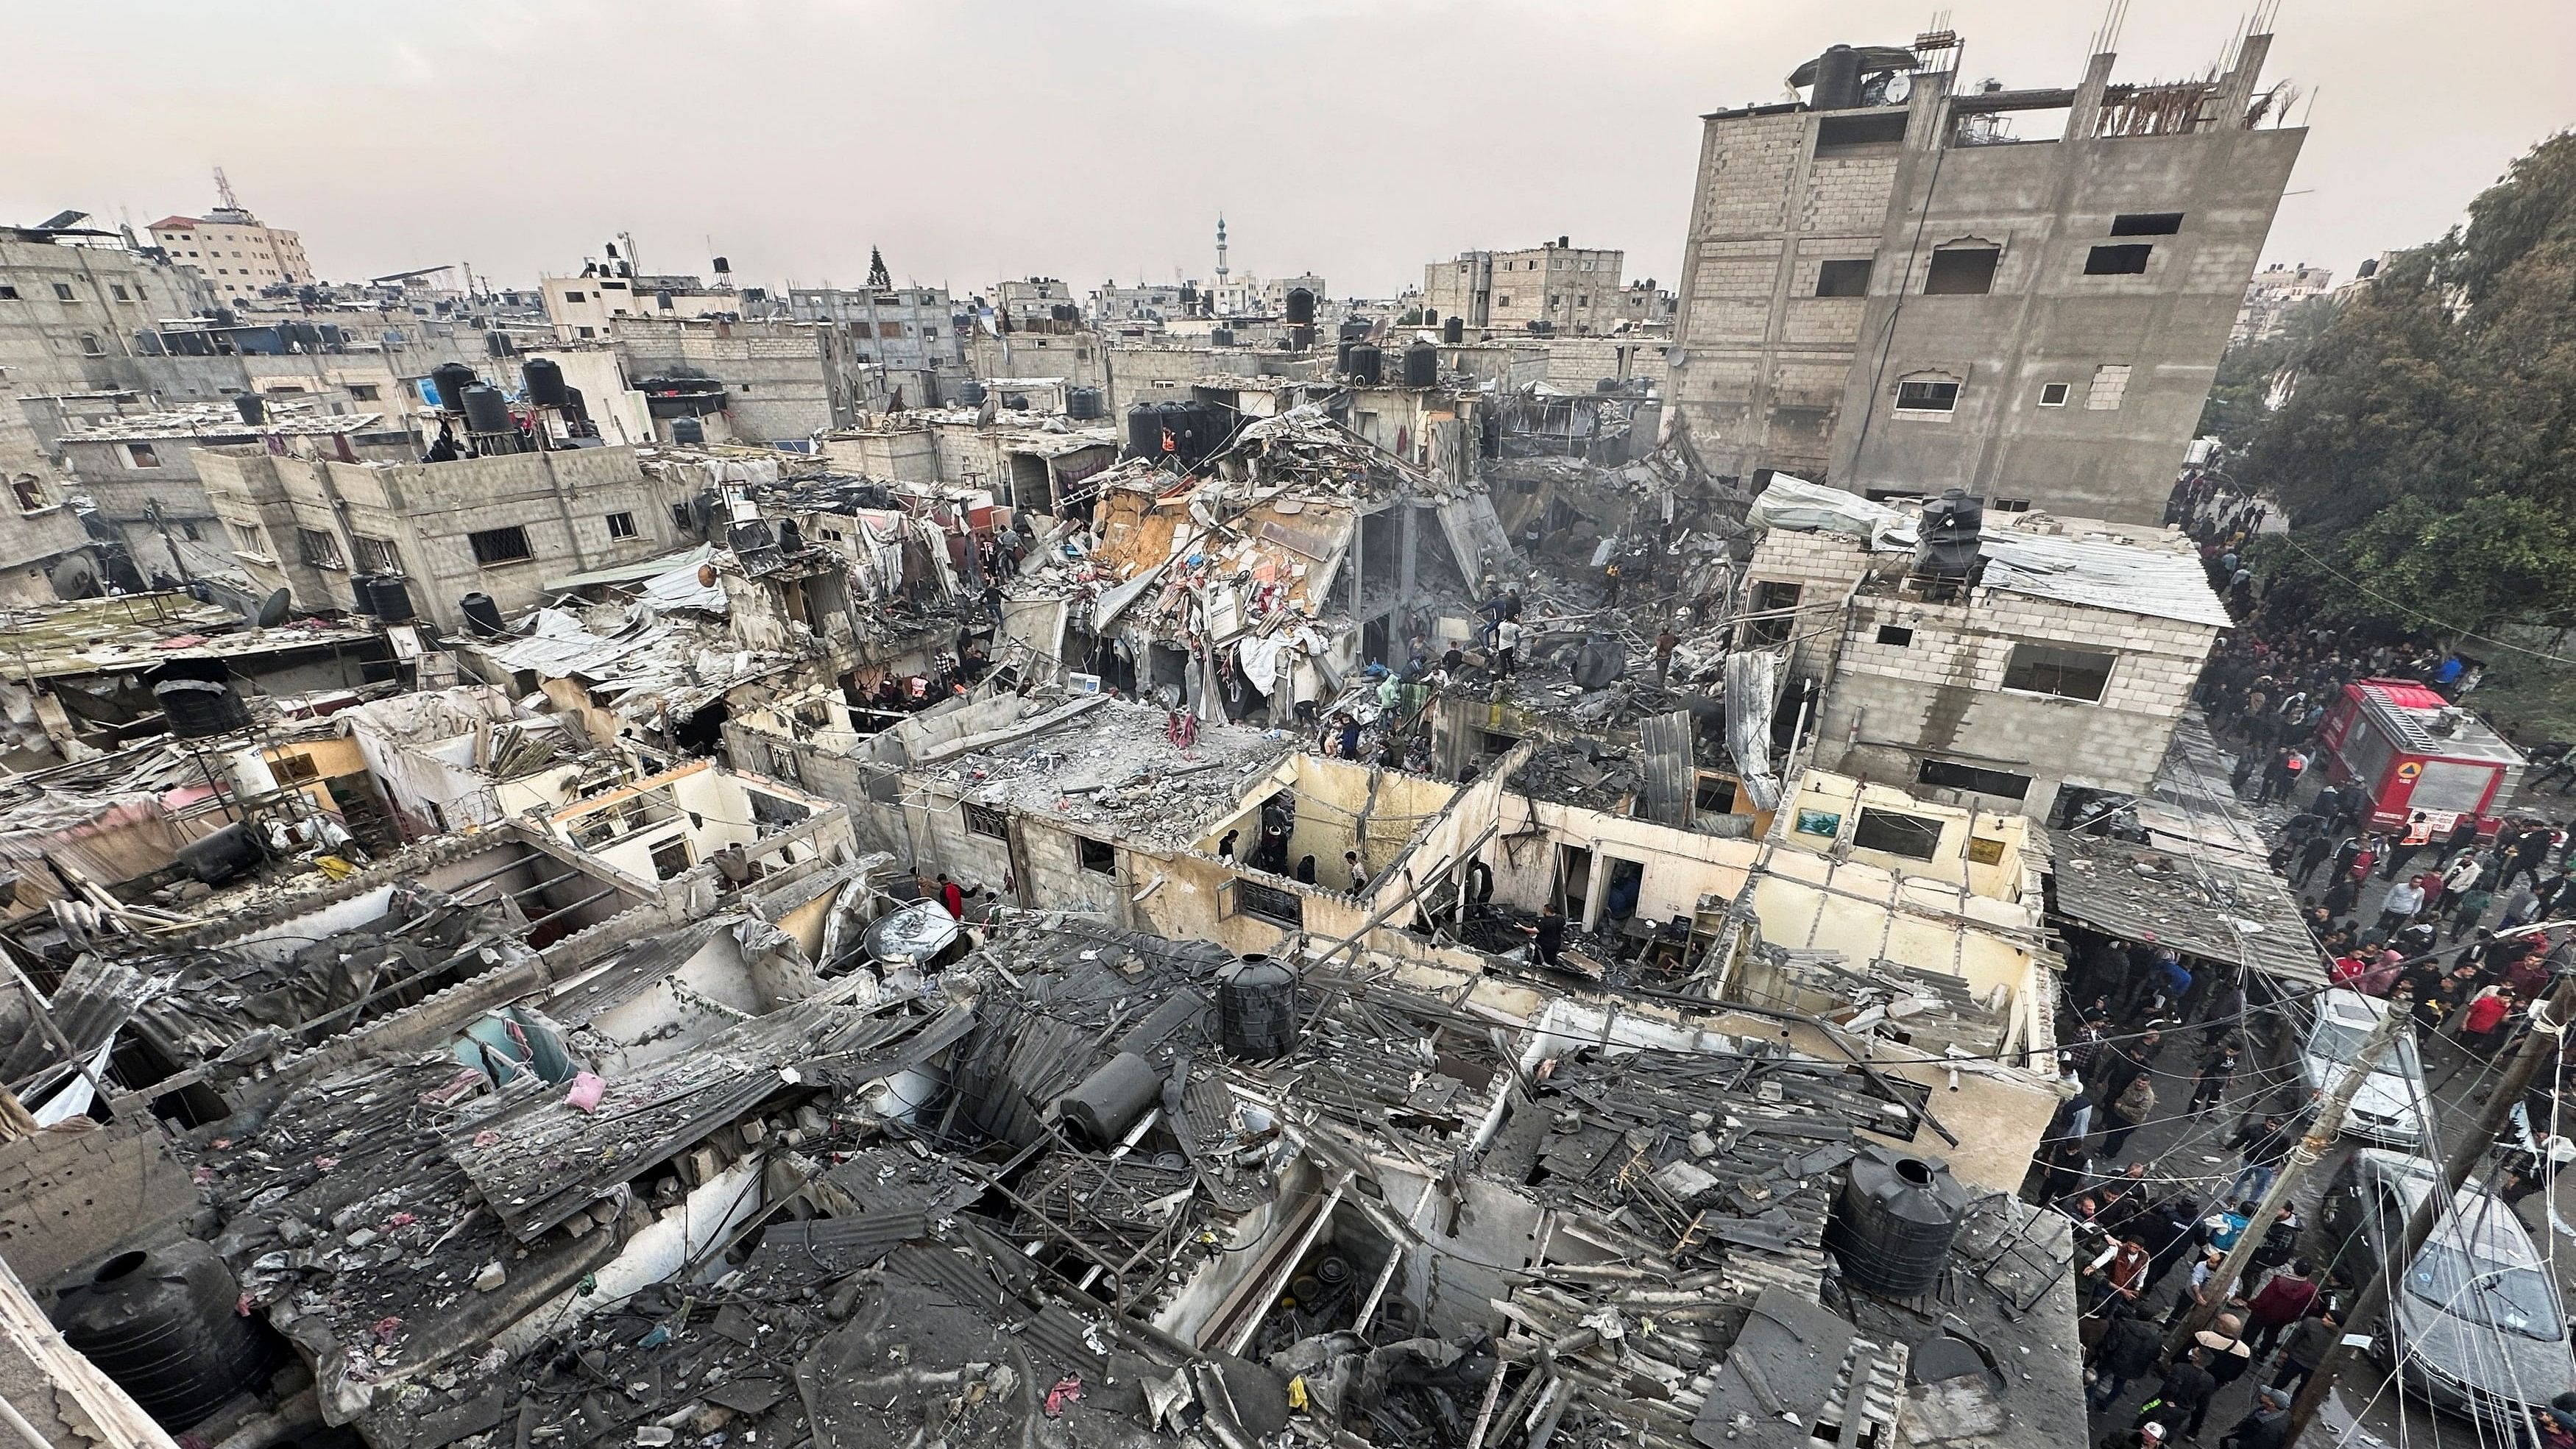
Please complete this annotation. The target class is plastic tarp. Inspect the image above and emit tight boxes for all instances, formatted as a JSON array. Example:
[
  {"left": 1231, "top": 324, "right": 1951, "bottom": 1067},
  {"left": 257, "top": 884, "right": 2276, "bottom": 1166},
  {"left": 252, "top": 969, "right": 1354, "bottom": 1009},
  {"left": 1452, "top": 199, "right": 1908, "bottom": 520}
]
[{"left": 1747, "top": 476, "right": 1916, "bottom": 550}]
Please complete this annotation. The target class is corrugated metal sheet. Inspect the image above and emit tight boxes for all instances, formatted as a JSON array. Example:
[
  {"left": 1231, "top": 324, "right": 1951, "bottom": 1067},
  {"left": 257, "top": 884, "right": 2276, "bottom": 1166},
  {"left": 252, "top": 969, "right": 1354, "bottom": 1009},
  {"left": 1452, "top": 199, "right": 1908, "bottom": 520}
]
[
  {"left": 1639, "top": 709, "right": 1696, "bottom": 828},
  {"left": 2047, "top": 828, "right": 2325, "bottom": 984},
  {"left": 1978, "top": 533, "right": 2234, "bottom": 628}
]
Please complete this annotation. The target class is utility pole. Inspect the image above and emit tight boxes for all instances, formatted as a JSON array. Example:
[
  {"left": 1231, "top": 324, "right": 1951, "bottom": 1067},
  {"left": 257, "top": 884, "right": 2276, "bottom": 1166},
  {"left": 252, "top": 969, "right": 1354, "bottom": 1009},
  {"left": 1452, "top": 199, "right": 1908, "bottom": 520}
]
[
  {"left": 2165, "top": 987, "right": 2406, "bottom": 1359},
  {"left": 2285, "top": 963, "right": 2576, "bottom": 1445}
]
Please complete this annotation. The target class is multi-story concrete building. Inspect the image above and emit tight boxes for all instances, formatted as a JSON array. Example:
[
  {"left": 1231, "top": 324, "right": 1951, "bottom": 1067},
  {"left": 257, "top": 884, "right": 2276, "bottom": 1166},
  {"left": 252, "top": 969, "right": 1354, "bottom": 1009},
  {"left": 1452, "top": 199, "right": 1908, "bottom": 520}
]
[
  {"left": 1736, "top": 484, "right": 2228, "bottom": 820},
  {"left": 1422, "top": 241, "right": 1622, "bottom": 334},
  {"left": 540, "top": 272, "right": 740, "bottom": 342},
  {"left": 609, "top": 315, "right": 865, "bottom": 442},
  {"left": 781, "top": 286, "right": 963, "bottom": 372},
  {"left": 2232, "top": 261, "right": 2334, "bottom": 344},
  {"left": 199, "top": 442, "right": 696, "bottom": 631},
  {"left": 1089, "top": 281, "right": 1197, "bottom": 328},
  {"left": 146, "top": 180, "right": 314, "bottom": 296},
  {"left": 991, "top": 277, "right": 1076, "bottom": 325},
  {"left": 1669, "top": 35, "right": 2304, "bottom": 522}
]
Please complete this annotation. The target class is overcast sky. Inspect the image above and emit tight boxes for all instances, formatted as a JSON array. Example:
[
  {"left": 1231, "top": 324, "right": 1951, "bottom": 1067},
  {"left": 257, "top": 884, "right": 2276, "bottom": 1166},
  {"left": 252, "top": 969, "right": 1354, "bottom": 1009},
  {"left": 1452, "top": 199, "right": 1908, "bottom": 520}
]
[{"left": 7, "top": 1, "right": 2570, "bottom": 299}]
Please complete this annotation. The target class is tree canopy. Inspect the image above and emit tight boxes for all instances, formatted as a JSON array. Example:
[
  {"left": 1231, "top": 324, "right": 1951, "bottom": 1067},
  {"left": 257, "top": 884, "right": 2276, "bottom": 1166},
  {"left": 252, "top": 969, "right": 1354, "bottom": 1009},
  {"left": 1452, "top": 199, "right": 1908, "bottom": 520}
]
[{"left": 2234, "top": 130, "right": 2576, "bottom": 633}]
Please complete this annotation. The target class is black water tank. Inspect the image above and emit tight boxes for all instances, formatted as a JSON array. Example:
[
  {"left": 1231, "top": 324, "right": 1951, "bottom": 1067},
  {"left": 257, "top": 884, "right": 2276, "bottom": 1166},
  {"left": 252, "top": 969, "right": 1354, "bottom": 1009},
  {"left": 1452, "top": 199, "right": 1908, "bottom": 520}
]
[
  {"left": 1218, "top": 954, "right": 1298, "bottom": 1060},
  {"left": 1443, "top": 315, "right": 1465, "bottom": 344},
  {"left": 1401, "top": 341, "right": 1438, "bottom": 387},
  {"left": 522, "top": 356, "right": 570, "bottom": 408},
  {"left": 51, "top": 1242, "right": 280, "bottom": 1431},
  {"left": 1811, "top": 44, "right": 1865, "bottom": 111},
  {"left": 953, "top": 378, "right": 987, "bottom": 406},
  {"left": 177, "top": 823, "right": 263, "bottom": 885},
  {"left": 1066, "top": 386, "right": 1104, "bottom": 420},
  {"left": 232, "top": 393, "right": 266, "bottom": 427},
  {"left": 1287, "top": 324, "right": 1315, "bottom": 352},
  {"left": 1284, "top": 288, "right": 1316, "bottom": 325},
  {"left": 563, "top": 385, "right": 587, "bottom": 420},
  {"left": 484, "top": 330, "right": 513, "bottom": 358},
  {"left": 1347, "top": 344, "right": 1383, "bottom": 386},
  {"left": 1336, "top": 340, "right": 1354, "bottom": 374},
  {"left": 1914, "top": 488, "right": 1984, "bottom": 582},
  {"left": 670, "top": 416, "right": 706, "bottom": 444},
  {"left": 430, "top": 361, "right": 478, "bottom": 412},
  {"left": 459, "top": 384, "right": 512, "bottom": 435},
  {"left": 1824, "top": 1144, "right": 1972, "bottom": 1296},
  {"left": 1058, "top": 1052, "right": 1161, "bottom": 1144},
  {"left": 152, "top": 678, "right": 250, "bottom": 738},
  {"left": 349, "top": 572, "right": 378, "bottom": 615},
  {"left": 370, "top": 573, "right": 414, "bottom": 624},
  {"left": 459, "top": 591, "right": 505, "bottom": 637},
  {"left": 1210, "top": 326, "right": 1235, "bottom": 347}
]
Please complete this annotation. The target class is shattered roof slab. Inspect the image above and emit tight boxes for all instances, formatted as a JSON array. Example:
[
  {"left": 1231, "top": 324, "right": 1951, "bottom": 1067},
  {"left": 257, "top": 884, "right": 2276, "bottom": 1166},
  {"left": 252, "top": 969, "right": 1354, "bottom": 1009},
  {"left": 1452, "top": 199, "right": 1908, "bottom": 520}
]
[{"left": 2047, "top": 826, "right": 2326, "bottom": 983}]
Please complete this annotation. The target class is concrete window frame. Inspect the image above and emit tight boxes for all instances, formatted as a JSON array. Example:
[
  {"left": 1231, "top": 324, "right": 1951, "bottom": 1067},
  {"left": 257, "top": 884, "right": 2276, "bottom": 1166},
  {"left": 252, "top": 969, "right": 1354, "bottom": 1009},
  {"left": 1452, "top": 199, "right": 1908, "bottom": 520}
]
[
  {"left": 2038, "top": 383, "right": 2070, "bottom": 407},
  {"left": 1893, "top": 377, "right": 1962, "bottom": 417}
]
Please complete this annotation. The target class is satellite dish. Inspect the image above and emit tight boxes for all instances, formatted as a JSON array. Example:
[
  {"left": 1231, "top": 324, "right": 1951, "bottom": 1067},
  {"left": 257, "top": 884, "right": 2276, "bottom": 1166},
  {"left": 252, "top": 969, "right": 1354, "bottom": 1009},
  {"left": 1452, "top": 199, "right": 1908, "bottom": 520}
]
[
  {"left": 1883, "top": 71, "right": 1914, "bottom": 103},
  {"left": 255, "top": 589, "right": 291, "bottom": 626},
  {"left": 46, "top": 556, "right": 99, "bottom": 599}
]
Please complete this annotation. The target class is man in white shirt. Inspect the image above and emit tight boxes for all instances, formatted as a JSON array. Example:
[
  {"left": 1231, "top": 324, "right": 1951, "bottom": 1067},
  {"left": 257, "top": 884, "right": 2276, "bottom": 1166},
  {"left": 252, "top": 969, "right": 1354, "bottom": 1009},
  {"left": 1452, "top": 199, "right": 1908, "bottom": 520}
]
[{"left": 1493, "top": 619, "right": 1521, "bottom": 676}]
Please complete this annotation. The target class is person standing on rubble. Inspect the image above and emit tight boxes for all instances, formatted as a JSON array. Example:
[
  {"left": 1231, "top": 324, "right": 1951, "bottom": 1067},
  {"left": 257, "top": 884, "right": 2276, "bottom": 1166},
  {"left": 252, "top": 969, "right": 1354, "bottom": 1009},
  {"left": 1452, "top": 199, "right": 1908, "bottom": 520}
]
[
  {"left": 1525, "top": 903, "right": 1566, "bottom": 967},
  {"left": 1602, "top": 558, "right": 1623, "bottom": 606},
  {"left": 1655, "top": 626, "right": 1680, "bottom": 686},
  {"left": 1493, "top": 617, "right": 1522, "bottom": 676}
]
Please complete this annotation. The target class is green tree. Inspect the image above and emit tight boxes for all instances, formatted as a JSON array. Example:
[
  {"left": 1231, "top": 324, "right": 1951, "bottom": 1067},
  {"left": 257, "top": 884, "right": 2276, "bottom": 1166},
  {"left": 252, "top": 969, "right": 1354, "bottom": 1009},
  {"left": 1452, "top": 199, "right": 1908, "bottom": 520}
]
[
  {"left": 2236, "top": 130, "right": 2576, "bottom": 633},
  {"left": 2196, "top": 294, "right": 2337, "bottom": 450}
]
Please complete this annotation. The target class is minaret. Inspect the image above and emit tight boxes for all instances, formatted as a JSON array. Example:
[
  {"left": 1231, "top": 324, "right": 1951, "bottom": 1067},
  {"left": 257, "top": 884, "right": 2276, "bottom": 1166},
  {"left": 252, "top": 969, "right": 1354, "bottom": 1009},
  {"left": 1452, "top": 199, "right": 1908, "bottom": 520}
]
[{"left": 1215, "top": 215, "right": 1229, "bottom": 286}]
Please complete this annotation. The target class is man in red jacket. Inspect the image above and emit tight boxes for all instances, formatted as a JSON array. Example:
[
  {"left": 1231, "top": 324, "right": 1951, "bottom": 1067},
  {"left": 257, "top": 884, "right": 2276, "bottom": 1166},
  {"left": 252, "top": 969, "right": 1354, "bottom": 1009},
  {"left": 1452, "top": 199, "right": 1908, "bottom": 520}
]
[{"left": 2242, "top": 1259, "right": 2321, "bottom": 1356}]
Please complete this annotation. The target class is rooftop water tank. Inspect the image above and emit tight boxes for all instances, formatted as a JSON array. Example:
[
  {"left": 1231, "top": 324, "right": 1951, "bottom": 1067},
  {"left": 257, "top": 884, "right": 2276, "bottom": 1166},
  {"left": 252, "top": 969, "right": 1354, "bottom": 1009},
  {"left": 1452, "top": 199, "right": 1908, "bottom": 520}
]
[
  {"left": 952, "top": 378, "right": 988, "bottom": 406},
  {"left": 1066, "top": 386, "right": 1105, "bottom": 420},
  {"left": 429, "top": 361, "right": 478, "bottom": 413},
  {"left": 1824, "top": 1144, "right": 1972, "bottom": 1296},
  {"left": 1401, "top": 341, "right": 1438, "bottom": 388},
  {"left": 1057, "top": 1051, "right": 1162, "bottom": 1144},
  {"left": 1346, "top": 344, "right": 1383, "bottom": 386},
  {"left": 522, "top": 356, "right": 569, "bottom": 408},
  {"left": 1443, "top": 316, "right": 1465, "bottom": 344},
  {"left": 232, "top": 392, "right": 265, "bottom": 427},
  {"left": 1217, "top": 954, "right": 1298, "bottom": 1060},
  {"left": 51, "top": 1242, "right": 279, "bottom": 1431},
  {"left": 1284, "top": 288, "right": 1317, "bottom": 325},
  {"left": 459, "top": 591, "right": 505, "bottom": 637},
  {"left": 149, "top": 672, "right": 250, "bottom": 739},
  {"left": 459, "top": 383, "right": 512, "bottom": 436},
  {"left": 368, "top": 573, "right": 414, "bottom": 625},
  {"left": 1914, "top": 488, "right": 1984, "bottom": 584}
]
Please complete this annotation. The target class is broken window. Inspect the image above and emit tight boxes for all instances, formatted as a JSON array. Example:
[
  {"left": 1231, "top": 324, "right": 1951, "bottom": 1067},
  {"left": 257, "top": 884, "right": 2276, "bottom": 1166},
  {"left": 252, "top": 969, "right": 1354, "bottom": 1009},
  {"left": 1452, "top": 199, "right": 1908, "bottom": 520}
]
[
  {"left": 1917, "top": 758, "right": 2034, "bottom": 800},
  {"left": 2003, "top": 641, "right": 2114, "bottom": 701},
  {"left": 230, "top": 522, "right": 265, "bottom": 554},
  {"left": 1694, "top": 772, "right": 1738, "bottom": 814},
  {"left": 10, "top": 477, "right": 46, "bottom": 513},
  {"left": 469, "top": 525, "right": 534, "bottom": 566},
  {"left": 124, "top": 443, "right": 160, "bottom": 468},
  {"left": 964, "top": 803, "right": 1009, "bottom": 840},
  {"left": 1852, "top": 807, "right": 1944, "bottom": 860},
  {"left": 648, "top": 838, "right": 692, "bottom": 880},
  {"left": 1077, "top": 836, "right": 1117, "bottom": 876},
  {"left": 670, "top": 503, "right": 693, "bottom": 534},
  {"left": 1816, "top": 112, "right": 1908, "bottom": 152},
  {"left": 297, "top": 528, "right": 344, "bottom": 569},
  {"left": 1230, "top": 876, "right": 1303, "bottom": 929},
  {"left": 351, "top": 534, "right": 401, "bottom": 573},
  {"left": 347, "top": 383, "right": 381, "bottom": 402},
  {"left": 1745, "top": 580, "right": 1801, "bottom": 647},
  {"left": 768, "top": 743, "right": 803, "bottom": 785},
  {"left": 606, "top": 511, "right": 637, "bottom": 539},
  {"left": 1923, "top": 247, "right": 2000, "bottom": 295},
  {"left": 1815, "top": 260, "right": 1873, "bottom": 297},
  {"left": 1876, "top": 624, "right": 1914, "bottom": 646},
  {"left": 1894, "top": 380, "right": 1959, "bottom": 414},
  {"left": 2038, "top": 382, "right": 2070, "bottom": 407},
  {"left": 2084, "top": 244, "right": 2153, "bottom": 275},
  {"left": 2087, "top": 364, "right": 2131, "bottom": 410},
  {"left": 2110, "top": 212, "right": 2184, "bottom": 235},
  {"left": 272, "top": 753, "right": 321, "bottom": 784}
]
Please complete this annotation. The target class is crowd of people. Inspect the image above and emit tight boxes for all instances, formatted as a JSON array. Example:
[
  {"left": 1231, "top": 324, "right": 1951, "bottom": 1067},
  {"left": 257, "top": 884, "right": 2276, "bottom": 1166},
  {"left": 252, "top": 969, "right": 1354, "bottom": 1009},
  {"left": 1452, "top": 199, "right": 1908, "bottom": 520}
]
[{"left": 2064, "top": 475, "right": 2576, "bottom": 1447}]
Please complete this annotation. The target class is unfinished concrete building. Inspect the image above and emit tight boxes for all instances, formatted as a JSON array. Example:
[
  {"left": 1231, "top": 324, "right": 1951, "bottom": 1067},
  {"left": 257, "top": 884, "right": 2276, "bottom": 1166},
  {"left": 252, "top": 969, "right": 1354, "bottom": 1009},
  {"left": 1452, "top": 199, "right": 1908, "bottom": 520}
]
[
  {"left": 1737, "top": 481, "right": 2227, "bottom": 821},
  {"left": 1669, "top": 32, "right": 2304, "bottom": 522}
]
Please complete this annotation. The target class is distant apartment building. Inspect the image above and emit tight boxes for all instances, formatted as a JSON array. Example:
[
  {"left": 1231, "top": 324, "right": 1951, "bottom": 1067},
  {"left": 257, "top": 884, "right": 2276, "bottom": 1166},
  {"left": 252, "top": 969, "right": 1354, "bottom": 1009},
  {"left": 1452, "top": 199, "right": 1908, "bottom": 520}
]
[
  {"left": 993, "top": 277, "right": 1077, "bottom": 325},
  {"left": 782, "top": 286, "right": 962, "bottom": 369},
  {"left": 2232, "top": 261, "right": 2333, "bottom": 343},
  {"left": 1668, "top": 35, "right": 2304, "bottom": 523},
  {"left": 540, "top": 272, "right": 740, "bottom": 342},
  {"left": 1422, "top": 241, "right": 1621, "bottom": 335},
  {"left": 1091, "top": 281, "right": 1197, "bottom": 327},
  {"left": 1616, "top": 280, "right": 1676, "bottom": 327},
  {"left": 146, "top": 191, "right": 314, "bottom": 295}
]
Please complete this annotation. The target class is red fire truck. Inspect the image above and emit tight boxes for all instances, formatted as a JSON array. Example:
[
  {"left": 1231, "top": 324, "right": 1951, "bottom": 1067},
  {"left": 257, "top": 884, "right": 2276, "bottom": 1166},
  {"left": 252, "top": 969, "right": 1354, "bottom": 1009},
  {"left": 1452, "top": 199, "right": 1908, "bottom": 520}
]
[{"left": 2314, "top": 679, "right": 2526, "bottom": 836}]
